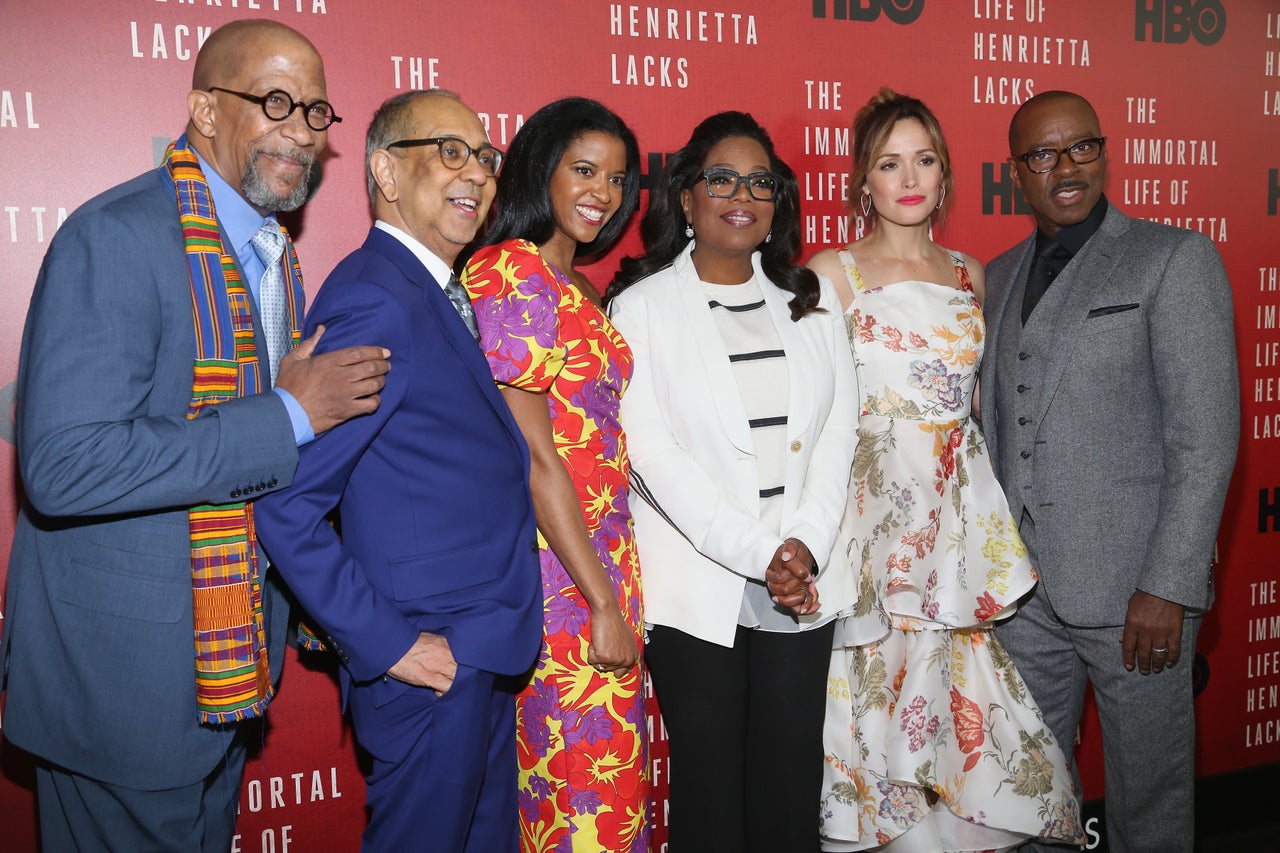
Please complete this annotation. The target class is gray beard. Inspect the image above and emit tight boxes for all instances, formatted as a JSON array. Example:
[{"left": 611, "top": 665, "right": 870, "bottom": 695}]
[{"left": 241, "top": 149, "right": 314, "bottom": 212}]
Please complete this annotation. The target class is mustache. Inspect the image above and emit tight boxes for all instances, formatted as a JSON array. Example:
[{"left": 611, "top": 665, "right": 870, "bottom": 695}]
[
  {"left": 1050, "top": 180, "right": 1087, "bottom": 196},
  {"left": 253, "top": 146, "right": 315, "bottom": 169}
]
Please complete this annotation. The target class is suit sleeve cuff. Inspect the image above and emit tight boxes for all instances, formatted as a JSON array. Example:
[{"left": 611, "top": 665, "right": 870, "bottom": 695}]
[{"left": 273, "top": 387, "right": 315, "bottom": 446}]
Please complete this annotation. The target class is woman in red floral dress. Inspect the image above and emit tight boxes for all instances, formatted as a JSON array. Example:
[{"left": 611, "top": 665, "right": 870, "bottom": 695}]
[{"left": 461, "top": 97, "right": 649, "bottom": 853}]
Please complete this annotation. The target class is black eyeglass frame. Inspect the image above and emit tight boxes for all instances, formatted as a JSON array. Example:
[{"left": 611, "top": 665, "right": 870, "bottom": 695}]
[
  {"left": 697, "top": 168, "right": 782, "bottom": 202},
  {"left": 385, "top": 136, "right": 505, "bottom": 177},
  {"left": 1011, "top": 137, "right": 1107, "bottom": 174},
  {"left": 208, "top": 87, "right": 341, "bottom": 131}
]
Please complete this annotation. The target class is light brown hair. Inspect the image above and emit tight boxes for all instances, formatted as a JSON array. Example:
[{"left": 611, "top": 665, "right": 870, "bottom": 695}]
[{"left": 849, "top": 86, "right": 954, "bottom": 227}]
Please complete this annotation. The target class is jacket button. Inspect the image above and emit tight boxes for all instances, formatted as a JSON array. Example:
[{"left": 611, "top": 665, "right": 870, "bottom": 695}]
[
  {"left": 1016, "top": 384, "right": 1028, "bottom": 393},
  {"left": 1018, "top": 416, "right": 1029, "bottom": 425},
  {"left": 255, "top": 482, "right": 267, "bottom": 492},
  {"left": 790, "top": 440, "right": 802, "bottom": 452},
  {"left": 531, "top": 542, "right": 539, "bottom": 552},
  {"left": 1020, "top": 450, "right": 1031, "bottom": 459},
  {"left": 230, "top": 488, "right": 242, "bottom": 499},
  {"left": 1018, "top": 351, "right": 1029, "bottom": 360},
  {"left": 267, "top": 478, "right": 278, "bottom": 488}
]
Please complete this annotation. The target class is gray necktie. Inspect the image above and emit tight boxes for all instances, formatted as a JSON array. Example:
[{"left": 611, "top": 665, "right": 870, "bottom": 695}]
[
  {"left": 443, "top": 273, "right": 481, "bottom": 342},
  {"left": 251, "top": 222, "right": 290, "bottom": 383}
]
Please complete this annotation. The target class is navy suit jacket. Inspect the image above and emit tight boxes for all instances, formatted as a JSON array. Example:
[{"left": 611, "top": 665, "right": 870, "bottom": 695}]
[
  {"left": 2, "top": 167, "right": 297, "bottom": 788},
  {"left": 253, "top": 228, "right": 541, "bottom": 722}
]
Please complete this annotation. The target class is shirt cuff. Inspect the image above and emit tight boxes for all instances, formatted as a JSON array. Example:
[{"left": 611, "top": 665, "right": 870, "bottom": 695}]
[{"left": 273, "top": 387, "right": 315, "bottom": 446}]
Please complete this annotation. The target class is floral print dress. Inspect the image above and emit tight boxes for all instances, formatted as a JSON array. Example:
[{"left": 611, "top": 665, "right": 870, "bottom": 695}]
[
  {"left": 463, "top": 239, "right": 650, "bottom": 853},
  {"left": 819, "top": 250, "right": 1083, "bottom": 852}
]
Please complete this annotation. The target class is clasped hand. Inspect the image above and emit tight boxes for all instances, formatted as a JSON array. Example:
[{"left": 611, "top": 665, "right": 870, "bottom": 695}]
[{"left": 765, "top": 537, "right": 821, "bottom": 617}]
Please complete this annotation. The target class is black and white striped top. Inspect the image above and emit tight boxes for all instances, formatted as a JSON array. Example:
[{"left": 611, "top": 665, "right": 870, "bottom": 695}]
[{"left": 702, "top": 276, "right": 800, "bottom": 632}]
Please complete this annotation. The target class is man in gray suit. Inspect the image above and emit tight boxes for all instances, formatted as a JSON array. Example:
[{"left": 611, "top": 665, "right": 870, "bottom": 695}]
[
  {"left": 981, "top": 91, "right": 1238, "bottom": 852},
  {"left": 1, "top": 20, "right": 388, "bottom": 851}
]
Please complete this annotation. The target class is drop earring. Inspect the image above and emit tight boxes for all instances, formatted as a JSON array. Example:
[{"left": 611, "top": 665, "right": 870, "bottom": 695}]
[
  {"left": 859, "top": 192, "right": 872, "bottom": 217},
  {"left": 684, "top": 223, "right": 694, "bottom": 238},
  {"left": 936, "top": 185, "right": 947, "bottom": 210}
]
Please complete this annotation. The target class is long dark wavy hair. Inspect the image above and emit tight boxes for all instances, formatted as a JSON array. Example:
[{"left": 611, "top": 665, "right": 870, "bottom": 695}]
[
  {"left": 605, "top": 111, "right": 821, "bottom": 320},
  {"left": 477, "top": 96, "right": 641, "bottom": 259}
]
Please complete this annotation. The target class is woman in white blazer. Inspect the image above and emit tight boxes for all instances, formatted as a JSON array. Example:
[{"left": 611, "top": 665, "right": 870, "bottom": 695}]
[{"left": 606, "top": 112, "right": 858, "bottom": 853}]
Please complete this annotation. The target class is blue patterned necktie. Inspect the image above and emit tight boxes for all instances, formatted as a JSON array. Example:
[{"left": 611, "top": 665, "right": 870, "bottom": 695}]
[
  {"left": 444, "top": 273, "right": 481, "bottom": 342},
  {"left": 251, "top": 221, "right": 290, "bottom": 383}
]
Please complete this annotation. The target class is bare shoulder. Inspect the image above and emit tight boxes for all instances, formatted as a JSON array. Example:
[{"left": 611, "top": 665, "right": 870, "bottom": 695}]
[
  {"left": 806, "top": 247, "right": 853, "bottom": 310},
  {"left": 957, "top": 250, "right": 986, "bottom": 304},
  {"left": 805, "top": 247, "right": 845, "bottom": 278}
]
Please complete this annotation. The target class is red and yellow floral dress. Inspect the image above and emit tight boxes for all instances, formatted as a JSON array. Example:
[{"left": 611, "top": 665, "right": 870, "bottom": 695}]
[{"left": 463, "top": 239, "right": 650, "bottom": 853}]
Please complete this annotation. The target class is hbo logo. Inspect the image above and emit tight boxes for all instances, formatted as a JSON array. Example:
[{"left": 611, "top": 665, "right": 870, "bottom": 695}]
[
  {"left": 1135, "top": 0, "right": 1226, "bottom": 46},
  {"left": 812, "top": 0, "right": 925, "bottom": 25}
]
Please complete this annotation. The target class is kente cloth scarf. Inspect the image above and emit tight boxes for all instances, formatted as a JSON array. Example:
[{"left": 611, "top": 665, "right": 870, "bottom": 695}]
[{"left": 165, "top": 135, "right": 303, "bottom": 723}]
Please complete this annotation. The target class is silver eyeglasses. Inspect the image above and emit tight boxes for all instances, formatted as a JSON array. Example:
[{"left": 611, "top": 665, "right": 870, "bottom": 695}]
[{"left": 698, "top": 168, "right": 781, "bottom": 202}]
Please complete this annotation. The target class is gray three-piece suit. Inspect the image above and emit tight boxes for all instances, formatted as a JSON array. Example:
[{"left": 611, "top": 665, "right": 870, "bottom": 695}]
[{"left": 981, "top": 203, "right": 1239, "bottom": 853}]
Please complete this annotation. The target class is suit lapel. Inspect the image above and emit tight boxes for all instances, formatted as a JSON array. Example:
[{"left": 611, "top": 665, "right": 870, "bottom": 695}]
[
  {"left": 986, "top": 235, "right": 1034, "bottom": 374},
  {"left": 675, "top": 250, "right": 755, "bottom": 454},
  {"left": 759, "top": 266, "right": 813, "bottom": 439},
  {"left": 1031, "top": 208, "right": 1131, "bottom": 425},
  {"left": 362, "top": 229, "right": 523, "bottom": 438}
]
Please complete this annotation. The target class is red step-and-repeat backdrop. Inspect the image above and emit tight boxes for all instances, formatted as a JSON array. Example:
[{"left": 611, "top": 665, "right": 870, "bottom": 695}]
[{"left": 2, "top": 1, "right": 1278, "bottom": 850}]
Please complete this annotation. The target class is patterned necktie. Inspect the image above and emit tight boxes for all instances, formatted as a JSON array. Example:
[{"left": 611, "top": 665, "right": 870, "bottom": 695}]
[
  {"left": 251, "top": 222, "right": 290, "bottom": 383},
  {"left": 444, "top": 273, "right": 481, "bottom": 342}
]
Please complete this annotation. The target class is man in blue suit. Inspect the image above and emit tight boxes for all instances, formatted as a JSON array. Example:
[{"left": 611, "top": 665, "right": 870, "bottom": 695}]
[
  {"left": 254, "top": 90, "right": 542, "bottom": 852},
  {"left": 1, "top": 19, "right": 391, "bottom": 852}
]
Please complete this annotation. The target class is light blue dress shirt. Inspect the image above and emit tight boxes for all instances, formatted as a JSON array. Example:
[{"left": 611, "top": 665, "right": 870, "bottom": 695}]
[{"left": 198, "top": 152, "right": 313, "bottom": 445}]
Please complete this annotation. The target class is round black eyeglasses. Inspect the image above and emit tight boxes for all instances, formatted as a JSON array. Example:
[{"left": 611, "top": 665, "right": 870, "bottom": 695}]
[{"left": 209, "top": 87, "right": 341, "bottom": 132}]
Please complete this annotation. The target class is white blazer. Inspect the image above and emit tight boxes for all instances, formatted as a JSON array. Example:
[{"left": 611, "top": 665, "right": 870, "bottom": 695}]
[{"left": 610, "top": 245, "right": 859, "bottom": 648}]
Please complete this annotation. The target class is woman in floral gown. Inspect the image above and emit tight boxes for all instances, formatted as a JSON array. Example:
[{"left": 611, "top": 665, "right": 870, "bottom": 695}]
[
  {"left": 807, "top": 88, "right": 1084, "bottom": 852},
  {"left": 461, "top": 97, "right": 649, "bottom": 853}
]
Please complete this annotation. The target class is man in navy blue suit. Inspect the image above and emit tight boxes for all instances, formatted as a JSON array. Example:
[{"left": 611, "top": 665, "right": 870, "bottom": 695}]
[
  {"left": 254, "top": 90, "right": 542, "bottom": 852},
  {"left": 2, "top": 20, "right": 390, "bottom": 852}
]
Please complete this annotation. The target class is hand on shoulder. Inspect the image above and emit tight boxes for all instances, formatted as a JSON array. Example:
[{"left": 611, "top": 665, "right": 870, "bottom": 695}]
[{"left": 275, "top": 325, "right": 392, "bottom": 435}]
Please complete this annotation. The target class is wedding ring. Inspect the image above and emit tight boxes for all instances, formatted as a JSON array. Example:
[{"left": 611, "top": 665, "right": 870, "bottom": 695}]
[{"left": 1152, "top": 646, "right": 1168, "bottom": 654}]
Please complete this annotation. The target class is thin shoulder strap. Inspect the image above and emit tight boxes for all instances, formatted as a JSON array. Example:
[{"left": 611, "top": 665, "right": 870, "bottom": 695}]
[
  {"left": 947, "top": 249, "right": 975, "bottom": 293},
  {"left": 836, "top": 249, "right": 869, "bottom": 293}
]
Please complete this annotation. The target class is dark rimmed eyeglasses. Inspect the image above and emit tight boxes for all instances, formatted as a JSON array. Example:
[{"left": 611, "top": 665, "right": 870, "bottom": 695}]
[
  {"left": 386, "top": 137, "right": 504, "bottom": 177},
  {"left": 698, "top": 168, "right": 781, "bottom": 202},
  {"left": 1012, "top": 137, "right": 1106, "bottom": 174},
  {"left": 208, "top": 87, "right": 341, "bottom": 131}
]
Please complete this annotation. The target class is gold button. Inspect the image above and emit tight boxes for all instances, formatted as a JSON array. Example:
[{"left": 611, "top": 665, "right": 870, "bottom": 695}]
[{"left": 790, "top": 440, "right": 802, "bottom": 452}]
